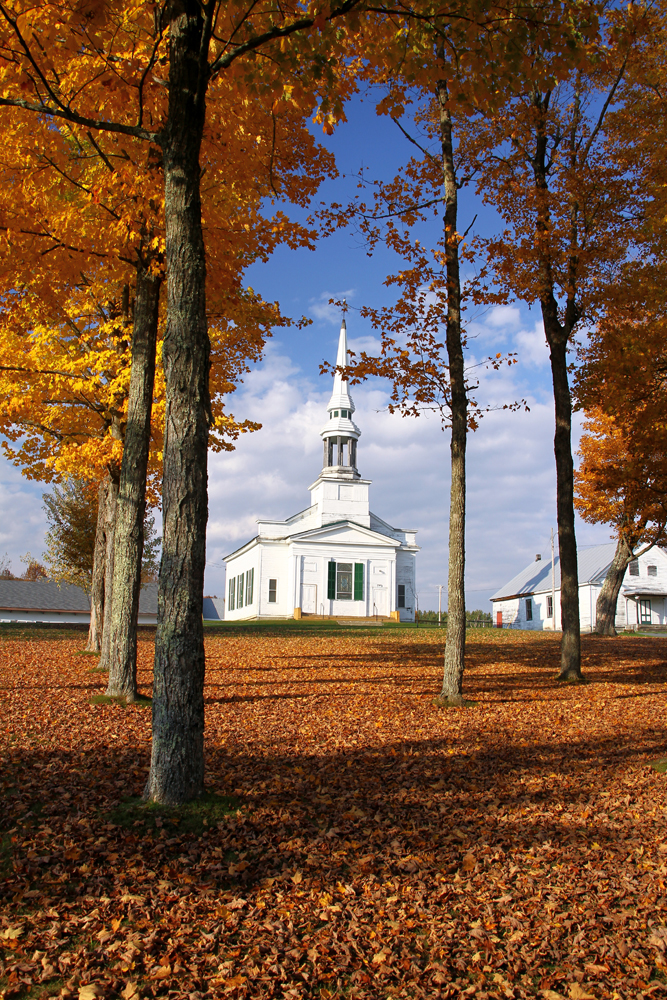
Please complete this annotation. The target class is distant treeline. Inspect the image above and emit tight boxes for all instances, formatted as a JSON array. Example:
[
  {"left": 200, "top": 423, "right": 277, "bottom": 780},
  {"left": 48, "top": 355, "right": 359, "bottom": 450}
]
[{"left": 417, "top": 609, "right": 492, "bottom": 624}]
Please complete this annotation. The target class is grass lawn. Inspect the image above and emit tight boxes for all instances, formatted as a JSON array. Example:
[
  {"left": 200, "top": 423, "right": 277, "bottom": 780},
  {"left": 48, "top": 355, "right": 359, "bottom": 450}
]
[{"left": 1, "top": 626, "right": 666, "bottom": 999}]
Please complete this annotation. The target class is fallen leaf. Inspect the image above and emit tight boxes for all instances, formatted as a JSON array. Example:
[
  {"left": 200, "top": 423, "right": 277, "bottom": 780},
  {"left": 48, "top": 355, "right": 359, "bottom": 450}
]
[{"left": 569, "top": 986, "right": 596, "bottom": 1000}]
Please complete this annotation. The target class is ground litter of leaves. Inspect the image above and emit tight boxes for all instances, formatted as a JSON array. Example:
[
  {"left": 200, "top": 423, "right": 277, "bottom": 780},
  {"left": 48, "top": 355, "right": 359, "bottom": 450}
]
[{"left": 1, "top": 625, "right": 667, "bottom": 1000}]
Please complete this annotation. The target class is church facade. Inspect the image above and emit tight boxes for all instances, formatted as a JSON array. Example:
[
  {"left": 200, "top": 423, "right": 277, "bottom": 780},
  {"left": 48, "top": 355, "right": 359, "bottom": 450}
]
[{"left": 223, "top": 320, "right": 419, "bottom": 621}]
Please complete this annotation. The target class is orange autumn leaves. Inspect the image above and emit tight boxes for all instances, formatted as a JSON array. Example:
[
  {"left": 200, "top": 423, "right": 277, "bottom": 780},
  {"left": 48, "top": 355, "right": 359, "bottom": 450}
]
[{"left": 1, "top": 624, "right": 666, "bottom": 999}]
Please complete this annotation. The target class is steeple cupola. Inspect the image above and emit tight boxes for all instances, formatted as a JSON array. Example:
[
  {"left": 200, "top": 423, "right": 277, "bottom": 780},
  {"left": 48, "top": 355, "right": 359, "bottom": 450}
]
[{"left": 320, "top": 318, "right": 361, "bottom": 479}]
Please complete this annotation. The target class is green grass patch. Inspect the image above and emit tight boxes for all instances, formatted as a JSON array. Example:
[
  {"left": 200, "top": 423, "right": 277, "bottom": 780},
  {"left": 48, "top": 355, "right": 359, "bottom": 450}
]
[
  {"left": 74, "top": 649, "right": 101, "bottom": 656},
  {"left": 90, "top": 693, "right": 152, "bottom": 708},
  {"left": 108, "top": 791, "right": 239, "bottom": 834},
  {"left": 650, "top": 758, "right": 667, "bottom": 773}
]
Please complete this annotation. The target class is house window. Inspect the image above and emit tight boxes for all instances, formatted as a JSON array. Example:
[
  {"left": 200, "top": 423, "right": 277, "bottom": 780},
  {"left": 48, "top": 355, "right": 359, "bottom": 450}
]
[
  {"left": 327, "top": 561, "right": 364, "bottom": 601},
  {"left": 547, "top": 594, "right": 553, "bottom": 618},
  {"left": 268, "top": 579, "right": 277, "bottom": 603},
  {"left": 397, "top": 584, "right": 406, "bottom": 608},
  {"left": 228, "top": 576, "right": 236, "bottom": 612},
  {"left": 245, "top": 568, "right": 254, "bottom": 605},
  {"left": 526, "top": 598, "right": 533, "bottom": 621},
  {"left": 629, "top": 560, "right": 639, "bottom": 576},
  {"left": 648, "top": 565, "right": 657, "bottom": 577},
  {"left": 640, "top": 599, "right": 651, "bottom": 624},
  {"left": 237, "top": 573, "right": 244, "bottom": 609}
]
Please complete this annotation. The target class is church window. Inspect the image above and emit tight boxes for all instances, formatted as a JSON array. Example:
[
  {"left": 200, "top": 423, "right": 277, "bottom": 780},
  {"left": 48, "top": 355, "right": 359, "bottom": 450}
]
[
  {"left": 547, "top": 594, "right": 553, "bottom": 618},
  {"left": 629, "top": 560, "right": 639, "bottom": 576},
  {"left": 525, "top": 598, "right": 533, "bottom": 621},
  {"left": 328, "top": 561, "right": 364, "bottom": 600},
  {"left": 397, "top": 584, "right": 406, "bottom": 608},
  {"left": 334, "top": 410, "right": 339, "bottom": 417},
  {"left": 237, "top": 573, "right": 244, "bottom": 608},
  {"left": 341, "top": 409, "right": 348, "bottom": 418},
  {"left": 245, "top": 568, "right": 254, "bottom": 604},
  {"left": 337, "top": 562, "right": 353, "bottom": 599},
  {"left": 228, "top": 576, "right": 236, "bottom": 612},
  {"left": 268, "top": 579, "right": 277, "bottom": 603},
  {"left": 648, "top": 565, "right": 657, "bottom": 576}
]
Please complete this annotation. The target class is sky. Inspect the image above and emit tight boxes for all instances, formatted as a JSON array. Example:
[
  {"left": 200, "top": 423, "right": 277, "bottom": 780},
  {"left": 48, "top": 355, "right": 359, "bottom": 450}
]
[{"left": 0, "top": 95, "right": 615, "bottom": 611}]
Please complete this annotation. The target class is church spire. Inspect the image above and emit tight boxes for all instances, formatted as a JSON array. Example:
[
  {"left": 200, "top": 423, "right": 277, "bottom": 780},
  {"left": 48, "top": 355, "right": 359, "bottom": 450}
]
[{"left": 320, "top": 318, "right": 361, "bottom": 478}]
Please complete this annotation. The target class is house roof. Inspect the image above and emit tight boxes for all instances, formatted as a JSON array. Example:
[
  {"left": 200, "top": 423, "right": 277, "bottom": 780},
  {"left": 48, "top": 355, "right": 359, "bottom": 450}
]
[
  {"left": 491, "top": 542, "right": 618, "bottom": 601},
  {"left": 0, "top": 578, "right": 158, "bottom": 615}
]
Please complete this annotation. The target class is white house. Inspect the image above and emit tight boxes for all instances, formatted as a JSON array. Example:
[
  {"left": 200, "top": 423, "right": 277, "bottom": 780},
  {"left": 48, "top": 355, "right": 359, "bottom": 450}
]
[
  {"left": 491, "top": 542, "right": 667, "bottom": 631},
  {"left": 223, "top": 320, "right": 420, "bottom": 622}
]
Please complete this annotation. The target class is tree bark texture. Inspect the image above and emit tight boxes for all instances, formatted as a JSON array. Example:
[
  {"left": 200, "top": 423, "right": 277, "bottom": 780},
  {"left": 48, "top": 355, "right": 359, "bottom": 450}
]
[
  {"left": 437, "top": 84, "right": 468, "bottom": 703},
  {"left": 106, "top": 268, "right": 161, "bottom": 701},
  {"left": 98, "top": 473, "right": 119, "bottom": 671},
  {"left": 596, "top": 533, "right": 635, "bottom": 636},
  {"left": 86, "top": 478, "right": 108, "bottom": 653},
  {"left": 546, "top": 332, "right": 581, "bottom": 678},
  {"left": 143, "top": 3, "right": 209, "bottom": 805},
  {"left": 531, "top": 91, "right": 582, "bottom": 680}
]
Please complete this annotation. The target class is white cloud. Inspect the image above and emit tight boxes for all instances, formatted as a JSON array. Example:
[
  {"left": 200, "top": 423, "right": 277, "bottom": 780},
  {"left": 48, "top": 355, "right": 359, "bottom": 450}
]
[
  {"left": 348, "top": 335, "right": 381, "bottom": 356},
  {"left": 0, "top": 461, "right": 48, "bottom": 575},
  {"left": 515, "top": 319, "right": 550, "bottom": 368},
  {"left": 485, "top": 304, "right": 522, "bottom": 329},
  {"left": 308, "top": 289, "right": 356, "bottom": 324}
]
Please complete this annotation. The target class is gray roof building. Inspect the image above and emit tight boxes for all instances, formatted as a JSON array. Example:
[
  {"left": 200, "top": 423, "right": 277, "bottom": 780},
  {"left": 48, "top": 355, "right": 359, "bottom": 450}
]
[{"left": 0, "top": 579, "right": 158, "bottom": 622}]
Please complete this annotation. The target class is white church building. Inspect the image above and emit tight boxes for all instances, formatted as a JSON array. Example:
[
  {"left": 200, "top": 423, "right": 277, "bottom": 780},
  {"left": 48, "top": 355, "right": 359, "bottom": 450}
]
[
  {"left": 223, "top": 320, "right": 419, "bottom": 621},
  {"left": 491, "top": 541, "right": 667, "bottom": 631}
]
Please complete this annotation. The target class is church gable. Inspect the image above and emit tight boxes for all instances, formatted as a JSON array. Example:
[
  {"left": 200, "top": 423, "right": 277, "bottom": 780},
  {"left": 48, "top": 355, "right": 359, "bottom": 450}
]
[{"left": 289, "top": 520, "right": 400, "bottom": 548}]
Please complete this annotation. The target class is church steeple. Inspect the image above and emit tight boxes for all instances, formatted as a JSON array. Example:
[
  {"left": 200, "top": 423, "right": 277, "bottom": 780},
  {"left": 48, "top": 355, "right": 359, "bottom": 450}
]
[{"left": 320, "top": 318, "right": 361, "bottom": 478}]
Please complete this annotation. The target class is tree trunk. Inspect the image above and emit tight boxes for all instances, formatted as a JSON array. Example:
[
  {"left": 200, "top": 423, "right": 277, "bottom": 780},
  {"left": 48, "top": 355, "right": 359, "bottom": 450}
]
[
  {"left": 546, "top": 330, "right": 582, "bottom": 679},
  {"left": 98, "top": 472, "right": 119, "bottom": 671},
  {"left": 86, "top": 478, "right": 108, "bottom": 653},
  {"left": 437, "top": 83, "right": 468, "bottom": 704},
  {"left": 531, "top": 91, "right": 582, "bottom": 681},
  {"left": 143, "top": 3, "right": 209, "bottom": 805},
  {"left": 106, "top": 268, "right": 161, "bottom": 701},
  {"left": 596, "top": 532, "right": 634, "bottom": 636}
]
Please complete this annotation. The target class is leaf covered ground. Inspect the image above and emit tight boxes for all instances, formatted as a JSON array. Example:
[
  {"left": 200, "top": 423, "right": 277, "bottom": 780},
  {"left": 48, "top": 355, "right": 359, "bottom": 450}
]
[{"left": 1, "top": 624, "right": 666, "bottom": 1000}]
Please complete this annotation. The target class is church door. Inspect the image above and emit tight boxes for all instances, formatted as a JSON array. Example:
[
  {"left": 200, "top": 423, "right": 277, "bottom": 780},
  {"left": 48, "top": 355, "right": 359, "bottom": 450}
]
[
  {"left": 301, "top": 584, "right": 317, "bottom": 614},
  {"left": 372, "top": 586, "right": 387, "bottom": 617}
]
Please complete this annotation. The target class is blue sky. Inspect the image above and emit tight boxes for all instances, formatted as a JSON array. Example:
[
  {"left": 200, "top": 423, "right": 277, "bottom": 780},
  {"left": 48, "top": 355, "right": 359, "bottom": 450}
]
[{"left": 0, "top": 95, "right": 615, "bottom": 611}]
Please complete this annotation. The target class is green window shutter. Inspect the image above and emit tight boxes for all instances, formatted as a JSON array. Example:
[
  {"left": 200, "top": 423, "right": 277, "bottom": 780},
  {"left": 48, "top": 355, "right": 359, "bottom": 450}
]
[
  {"left": 354, "top": 563, "right": 364, "bottom": 601},
  {"left": 327, "top": 561, "right": 336, "bottom": 600}
]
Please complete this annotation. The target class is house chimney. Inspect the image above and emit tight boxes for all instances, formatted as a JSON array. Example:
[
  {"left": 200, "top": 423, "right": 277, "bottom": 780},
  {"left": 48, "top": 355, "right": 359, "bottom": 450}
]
[{"left": 535, "top": 554, "right": 541, "bottom": 561}]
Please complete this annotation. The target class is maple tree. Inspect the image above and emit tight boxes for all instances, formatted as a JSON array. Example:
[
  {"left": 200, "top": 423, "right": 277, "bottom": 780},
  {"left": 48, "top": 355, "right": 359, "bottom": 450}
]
[
  {"left": 327, "top": 1, "right": 593, "bottom": 702},
  {"left": 454, "top": 14, "right": 647, "bottom": 681},
  {"left": 0, "top": 0, "right": 375, "bottom": 804},
  {"left": 574, "top": 411, "right": 667, "bottom": 636},
  {"left": 0, "top": 30, "right": 329, "bottom": 701},
  {"left": 1, "top": 624, "right": 666, "bottom": 997}
]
